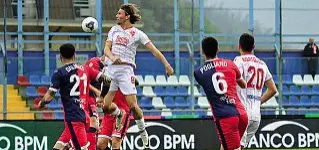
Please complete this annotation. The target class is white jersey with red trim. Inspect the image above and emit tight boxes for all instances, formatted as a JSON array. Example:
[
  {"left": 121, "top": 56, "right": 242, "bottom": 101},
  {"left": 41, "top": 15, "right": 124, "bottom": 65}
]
[
  {"left": 107, "top": 25, "right": 150, "bottom": 67},
  {"left": 234, "top": 54, "right": 272, "bottom": 121}
]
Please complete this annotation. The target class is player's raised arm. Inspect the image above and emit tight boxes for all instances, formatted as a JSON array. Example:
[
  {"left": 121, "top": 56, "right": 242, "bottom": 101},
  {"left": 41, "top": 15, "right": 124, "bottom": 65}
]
[{"left": 145, "top": 42, "right": 174, "bottom": 76}]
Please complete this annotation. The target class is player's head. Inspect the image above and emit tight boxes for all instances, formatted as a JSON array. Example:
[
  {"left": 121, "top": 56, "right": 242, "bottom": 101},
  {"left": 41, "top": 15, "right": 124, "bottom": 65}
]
[
  {"left": 239, "top": 33, "right": 255, "bottom": 53},
  {"left": 117, "top": 3, "right": 141, "bottom": 25},
  {"left": 201, "top": 36, "right": 219, "bottom": 59},
  {"left": 59, "top": 43, "right": 75, "bottom": 62},
  {"left": 309, "top": 38, "right": 314, "bottom": 44}
]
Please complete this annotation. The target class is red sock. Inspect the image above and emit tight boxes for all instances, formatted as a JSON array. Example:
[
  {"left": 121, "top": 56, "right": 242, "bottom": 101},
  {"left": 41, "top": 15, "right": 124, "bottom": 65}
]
[{"left": 87, "top": 132, "right": 96, "bottom": 150}]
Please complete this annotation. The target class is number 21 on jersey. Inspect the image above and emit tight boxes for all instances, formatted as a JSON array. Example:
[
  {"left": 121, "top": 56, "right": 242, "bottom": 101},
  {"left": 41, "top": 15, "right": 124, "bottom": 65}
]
[{"left": 70, "top": 74, "right": 88, "bottom": 96}]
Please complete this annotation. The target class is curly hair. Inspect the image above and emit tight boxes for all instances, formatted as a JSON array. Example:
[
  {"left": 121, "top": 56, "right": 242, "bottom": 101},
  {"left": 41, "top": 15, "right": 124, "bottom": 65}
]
[{"left": 120, "top": 3, "right": 141, "bottom": 24}]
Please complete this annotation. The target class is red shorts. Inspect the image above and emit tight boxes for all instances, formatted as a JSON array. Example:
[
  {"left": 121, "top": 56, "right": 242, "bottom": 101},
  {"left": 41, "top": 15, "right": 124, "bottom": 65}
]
[
  {"left": 57, "top": 122, "right": 89, "bottom": 149},
  {"left": 87, "top": 96, "right": 98, "bottom": 117},
  {"left": 215, "top": 114, "right": 248, "bottom": 150},
  {"left": 98, "top": 112, "right": 131, "bottom": 139}
]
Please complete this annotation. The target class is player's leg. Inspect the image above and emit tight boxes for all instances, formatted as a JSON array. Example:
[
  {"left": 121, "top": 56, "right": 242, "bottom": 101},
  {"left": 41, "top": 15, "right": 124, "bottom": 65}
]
[
  {"left": 244, "top": 120, "right": 260, "bottom": 147},
  {"left": 67, "top": 121, "right": 89, "bottom": 150},
  {"left": 118, "top": 69, "right": 149, "bottom": 148},
  {"left": 240, "top": 120, "right": 252, "bottom": 148},
  {"left": 215, "top": 116, "right": 242, "bottom": 150},
  {"left": 111, "top": 110, "right": 131, "bottom": 149},
  {"left": 97, "top": 114, "right": 115, "bottom": 150},
  {"left": 53, "top": 126, "right": 71, "bottom": 150},
  {"left": 87, "top": 97, "right": 100, "bottom": 150},
  {"left": 102, "top": 77, "right": 123, "bottom": 119}
]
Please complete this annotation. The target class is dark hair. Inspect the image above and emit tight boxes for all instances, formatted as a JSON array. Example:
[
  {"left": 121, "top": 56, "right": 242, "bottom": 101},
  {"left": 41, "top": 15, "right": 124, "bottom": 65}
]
[
  {"left": 239, "top": 33, "right": 255, "bottom": 52},
  {"left": 59, "top": 43, "right": 75, "bottom": 59},
  {"left": 120, "top": 3, "right": 141, "bottom": 24},
  {"left": 201, "top": 36, "right": 218, "bottom": 58}
]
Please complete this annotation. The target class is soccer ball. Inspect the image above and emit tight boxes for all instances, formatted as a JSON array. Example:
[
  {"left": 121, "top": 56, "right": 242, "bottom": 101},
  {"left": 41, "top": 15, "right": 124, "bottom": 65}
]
[{"left": 81, "top": 17, "right": 98, "bottom": 32}]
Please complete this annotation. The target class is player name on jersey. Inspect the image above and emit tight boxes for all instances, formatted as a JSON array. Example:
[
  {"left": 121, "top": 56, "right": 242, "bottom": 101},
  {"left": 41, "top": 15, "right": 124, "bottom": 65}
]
[{"left": 200, "top": 61, "right": 228, "bottom": 74}]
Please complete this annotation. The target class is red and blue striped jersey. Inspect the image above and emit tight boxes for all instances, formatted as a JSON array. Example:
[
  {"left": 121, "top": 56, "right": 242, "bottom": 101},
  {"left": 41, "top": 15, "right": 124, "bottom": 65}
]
[
  {"left": 194, "top": 58, "right": 246, "bottom": 121},
  {"left": 49, "top": 63, "right": 101, "bottom": 122}
]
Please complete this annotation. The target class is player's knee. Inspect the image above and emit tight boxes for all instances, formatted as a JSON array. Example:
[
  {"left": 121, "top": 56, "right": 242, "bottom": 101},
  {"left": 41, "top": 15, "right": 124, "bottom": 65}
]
[{"left": 96, "top": 141, "right": 107, "bottom": 150}]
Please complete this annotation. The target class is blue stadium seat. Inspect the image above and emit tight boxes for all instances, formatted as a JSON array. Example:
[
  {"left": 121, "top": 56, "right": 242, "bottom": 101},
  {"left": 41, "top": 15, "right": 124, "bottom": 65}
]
[
  {"left": 29, "top": 75, "right": 41, "bottom": 86},
  {"left": 137, "top": 87, "right": 143, "bottom": 97},
  {"left": 186, "top": 97, "right": 199, "bottom": 108},
  {"left": 289, "top": 85, "right": 300, "bottom": 95},
  {"left": 47, "top": 99, "right": 59, "bottom": 109},
  {"left": 140, "top": 97, "right": 153, "bottom": 109},
  {"left": 288, "top": 96, "right": 299, "bottom": 107},
  {"left": 298, "top": 107, "right": 308, "bottom": 115},
  {"left": 262, "top": 108, "right": 275, "bottom": 115},
  {"left": 41, "top": 75, "right": 50, "bottom": 86},
  {"left": 311, "top": 96, "right": 319, "bottom": 106},
  {"left": 301, "top": 85, "right": 312, "bottom": 95},
  {"left": 175, "top": 97, "right": 188, "bottom": 108},
  {"left": 55, "top": 91, "right": 61, "bottom": 97},
  {"left": 286, "top": 107, "right": 297, "bottom": 115},
  {"left": 195, "top": 109, "right": 206, "bottom": 117},
  {"left": 282, "top": 96, "right": 289, "bottom": 107},
  {"left": 165, "top": 86, "right": 176, "bottom": 96},
  {"left": 300, "top": 96, "right": 311, "bottom": 107},
  {"left": 282, "top": 85, "right": 289, "bottom": 96},
  {"left": 154, "top": 86, "right": 166, "bottom": 96},
  {"left": 282, "top": 75, "right": 292, "bottom": 84},
  {"left": 199, "top": 87, "right": 206, "bottom": 96},
  {"left": 57, "top": 98, "right": 63, "bottom": 108},
  {"left": 163, "top": 97, "right": 175, "bottom": 109},
  {"left": 176, "top": 86, "right": 188, "bottom": 96},
  {"left": 55, "top": 112, "right": 64, "bottom": 120},
  {"left": 173, "top": 109, "right": 192, "bottom": 116},
  {"left": 25, "top": 86, "right": 39, "bottom": 97},
  {"left": 312, "top": 85, "right": 319, "bottom": 95}
]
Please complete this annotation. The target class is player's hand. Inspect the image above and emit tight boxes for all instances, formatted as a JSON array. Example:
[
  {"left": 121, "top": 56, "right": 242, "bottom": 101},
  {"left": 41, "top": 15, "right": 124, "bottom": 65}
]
[
  {"left": 165, "top": 65, "right": 174, "bottom": 76},
  {"left": 103, "top": 76, "right": 111, "bottom": 86},
  {"left": 37, "top": 99, "right": 46, "bottom": 109}
]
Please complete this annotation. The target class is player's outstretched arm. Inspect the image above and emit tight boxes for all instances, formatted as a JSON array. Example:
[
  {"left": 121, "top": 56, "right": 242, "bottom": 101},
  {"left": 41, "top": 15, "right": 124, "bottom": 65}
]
[
  {"left": 145, "top": 42, "right": 174, "bottom": 76},
  {"left": 38, "top": 90, "right": 55, "bottom": 108},
  {"left": 237, "top": 78, "right": 246, "bottom": 89},
  {"left": 261, "top": 79, "right": 277, "bottom": 104}
]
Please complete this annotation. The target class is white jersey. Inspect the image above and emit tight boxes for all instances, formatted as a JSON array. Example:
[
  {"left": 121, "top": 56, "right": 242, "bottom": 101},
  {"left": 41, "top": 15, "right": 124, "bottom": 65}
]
[
  {"left": 234, "top": 54, "right": 272, "bottom": 121},
  {"left": 107, "top": 25, "right": 151, "bottom": 67}
]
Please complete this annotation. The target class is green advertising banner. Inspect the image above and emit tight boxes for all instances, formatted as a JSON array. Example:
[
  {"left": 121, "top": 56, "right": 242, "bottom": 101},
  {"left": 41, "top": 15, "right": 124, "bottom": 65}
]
[{"left": 0, "top": 121, "right": 64, "bottom": 150}]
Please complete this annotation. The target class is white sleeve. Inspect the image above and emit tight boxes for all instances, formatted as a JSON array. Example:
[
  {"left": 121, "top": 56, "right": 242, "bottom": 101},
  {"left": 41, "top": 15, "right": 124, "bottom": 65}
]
[
  {"left": 139, "top": 30, "right": 151, "bottom": 45},
  {"left": 264, "top": 66, "right": 272, "bottom": 81},
  {"left": 233, "top": 57, "right": 244, "bottom": 75},
  {"left": 107, "top": 26, "right": 116, "bottom": 42}
]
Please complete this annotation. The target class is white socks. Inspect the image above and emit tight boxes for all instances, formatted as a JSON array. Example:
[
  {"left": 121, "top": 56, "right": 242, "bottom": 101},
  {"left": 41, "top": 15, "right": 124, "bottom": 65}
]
[
  {"left": 135, "top": 118, "right": 146, "bottom": 131},
  {"left": 111, "top": 107, "right": 121, "bottom": 116}
]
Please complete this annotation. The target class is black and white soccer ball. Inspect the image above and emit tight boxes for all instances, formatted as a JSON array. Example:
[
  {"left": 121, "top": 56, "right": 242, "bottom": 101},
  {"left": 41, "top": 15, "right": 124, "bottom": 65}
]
[{"left": 81, "top": 17, "right": 98, "bottom": 32}]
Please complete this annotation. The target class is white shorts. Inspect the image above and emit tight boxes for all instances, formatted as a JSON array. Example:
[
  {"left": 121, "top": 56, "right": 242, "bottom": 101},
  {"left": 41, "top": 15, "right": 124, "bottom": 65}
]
[
  {"left": 107, "top": 65, "right": 137, "bottom": 95},
  {"left": 241, "top": 118, "right": 260, "bottom": 147}
]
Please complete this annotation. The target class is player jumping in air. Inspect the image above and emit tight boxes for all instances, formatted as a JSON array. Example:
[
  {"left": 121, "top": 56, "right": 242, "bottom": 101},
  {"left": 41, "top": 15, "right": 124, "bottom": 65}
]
[{"left": 102, "top": 3, "right": 174, "bottom": 149}]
